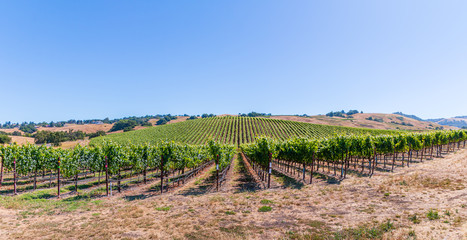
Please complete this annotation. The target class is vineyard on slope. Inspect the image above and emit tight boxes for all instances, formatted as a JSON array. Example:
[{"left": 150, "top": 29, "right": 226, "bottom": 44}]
[{"left": 91, "top": 116, "right": 397, "bottom": 145}]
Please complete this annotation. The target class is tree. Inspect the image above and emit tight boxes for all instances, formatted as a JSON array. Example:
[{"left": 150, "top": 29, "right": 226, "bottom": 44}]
[
  {"left": 12, "top": 131, "right": 22, "bottom": 136},
  {"left": 0, "top": 135, "right": 11, "bottom": 144},
  {"left": 19, "top": 124, "right": 37, "bottom": 134},
  {"left": 109, "top": 120, "right": 137, "bottom": 132},
  {"left": 88, "top": 131, "right": 106, "bottom": 139},
  {"left": 156, "top": 118, "right": 168, "bottom": 125},
  {"left": 346, "top": 110, "right": 359, "bottom": 115}
]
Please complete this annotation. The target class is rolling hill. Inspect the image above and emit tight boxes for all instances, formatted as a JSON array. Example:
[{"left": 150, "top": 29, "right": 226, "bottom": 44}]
[
  {"left": 271, "top": 113, "right": 453, "bottom": 131},
  {"left": 90, "top": 116, "right": 397, "bottom": 145},
  {"left": 428, "top": 117, "right": 467, "bottom": 128}
]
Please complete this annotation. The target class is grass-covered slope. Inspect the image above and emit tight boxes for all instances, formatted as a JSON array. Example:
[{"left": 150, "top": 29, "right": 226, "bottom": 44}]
[{"left": 91, "top": 116, "right": 398, "bottom": 145}]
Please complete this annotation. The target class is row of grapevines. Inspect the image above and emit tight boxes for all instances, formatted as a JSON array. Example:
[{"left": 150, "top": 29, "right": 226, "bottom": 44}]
[
  {"left": 0, "top": 140, "right": 235, "bottom": 194},
  {"left": 242, "top": 130, "right": 467, "bottom": 183},
  {"left": 92, "top": 116, "right": 398, "bottom": 145}
]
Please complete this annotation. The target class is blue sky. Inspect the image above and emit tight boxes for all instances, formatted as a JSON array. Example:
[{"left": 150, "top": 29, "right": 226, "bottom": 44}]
[{"left": 1, "top": 1, "right": 466, "bottom": 123}]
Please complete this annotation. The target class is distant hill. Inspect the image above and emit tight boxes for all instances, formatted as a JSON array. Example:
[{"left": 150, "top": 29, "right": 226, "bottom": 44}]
[
  {"left": 429, "top": 117, "right": 467, "bottom": 128},
  {"left": 393, "top": 112, "right": 424, "bottom": 121},
  {"left": 393, "top": 112, "right": 467, "bottom": 129},
  {"left": 272, "top": 113, "right": 451, "bottom": 131}
]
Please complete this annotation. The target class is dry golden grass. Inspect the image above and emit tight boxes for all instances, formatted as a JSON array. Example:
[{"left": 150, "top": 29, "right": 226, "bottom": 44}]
[
  {"left": 147, "top": 116, "right": 189, "bottom": 126},
  {"left": 0, "top": 149, "right": 466, "bottom": 239},
  {"left": 9, "top": 136, "right": 35, "bottom": 145},
  {"left": 0, "top": 128, "right": 24, "bottom": 134},
  {"left": 37, "top": 123, "right": 113, "bottom": 134},
  {"left": 271, "top": 113, "right": 455, "bottom": 131}
]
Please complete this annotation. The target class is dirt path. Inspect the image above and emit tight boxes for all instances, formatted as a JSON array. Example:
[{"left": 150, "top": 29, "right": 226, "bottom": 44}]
[
  {"left": 0, "top": 149, "right": 466, "bottom": 239},
  {"left": 220, "top": 154, "right": 263, "bottom": 193}
]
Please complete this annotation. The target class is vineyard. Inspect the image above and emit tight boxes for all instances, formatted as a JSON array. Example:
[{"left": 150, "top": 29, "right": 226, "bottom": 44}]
[
  {"left": 91, "top": 116, "right": 397, "bottom": 145},
  {"left": 0, "top": 112, "right": 465, "bottom": 199},
  {"left": 0, "top": 118, "right": 467, "bottom": 239},
  {"left": 0, "top": 140, "right": 235, "bottom": 197},
  {"left": 242, "top": 130, "right": 467, "bottom": 187}
]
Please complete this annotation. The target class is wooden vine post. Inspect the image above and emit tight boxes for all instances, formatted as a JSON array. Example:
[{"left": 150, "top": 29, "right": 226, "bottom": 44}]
[
  {"left": 310, "top": 153, "right": 314, "bottom": 184},
  {"left": 57, "top": 157, "right": 61, "bottom": 198},
  {"left": 0, "top": 156, "right": 3, "bottom": 187},
  {"left": 216, "top": 154, "right": 219, "bottom": 191},
  {"left": 75, "top": 173, "right": 78, "bottom": 194},
  {"left": 160, "top": 156, "right": 164, "bottom": 194},
  {"left": 267, "top": 153, "right": 271, "bottom": 188},
  {"left": 143, "top": 166, "right": 147, "bottom": 184},
  {"left": 13, "top": 158, "right": 17, "bottom": 195},
  {"left": 117, "top": 168, "right": 121, "bottom": 193},
  {"left": 105, "top": 156, "right": 109, "bottom": 197}
]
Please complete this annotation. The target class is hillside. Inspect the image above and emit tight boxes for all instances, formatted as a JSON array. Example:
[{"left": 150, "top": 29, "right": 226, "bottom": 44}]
[
  {"left": 429, "top": 117, "right": 467, "bottom": 128},
  {"left": 1, "top": 116, "right": 194, "bottom": 146},
  {"left": 91, "top": 116, "right": 397, "bottom": 145},
  {"left": 271, "top": 113, "right": 454, "bottom": 131}
]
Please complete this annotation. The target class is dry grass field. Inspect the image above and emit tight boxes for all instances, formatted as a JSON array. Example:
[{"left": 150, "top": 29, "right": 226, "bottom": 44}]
[
  {"left": 8, "top": 136, "right": 35, "bottom": 145},
  {"left": 0, "top": 147, "right": 465, "bottom": 239},
  {"left": 271, "top": 113, "right": 455, "bottom": 131},
  {"left": 37, "top": 123, "right": 113, "bottom": 134}
]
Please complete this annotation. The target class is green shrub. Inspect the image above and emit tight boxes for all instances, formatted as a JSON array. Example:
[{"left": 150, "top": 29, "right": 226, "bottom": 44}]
[
  {"left": 427, "top": 209, "right": 439, "bottom": 220},
  {"left": 409, "top": 214, "right": 421, "bottom": 224},
  {"left": 260, "top": 199, "right": 274, "bottom": 204},
  {"left": 155, "top": 206, "right": 172, "bottom": 211},
  {"left": 0, "top": 134, "right": 11, "bottom": 144},
  {"left": 225, "top": 211, "right": 236, "bottom": 215},
  {"left": 258, "top": 206, "right": 272, "bottom": 212}
]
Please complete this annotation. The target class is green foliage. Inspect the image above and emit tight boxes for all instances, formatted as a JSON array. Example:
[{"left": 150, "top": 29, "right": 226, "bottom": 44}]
[
  {"left": 0, "top": 140, "right": 233, "bottom": 182},
  {"left": 207, "top": 139, "right": 236, "bottom": 170},
  {"left": 19, "top": 124, "right": 37, "bottom": 134},
  {"left": 110, "top": 120, "right": 138, "bottom": 132},
  {"left": 12, "top": 131, "right": 22, "bottom": 136},
  {"left": 427, "top": 209, "right": 439, "bottom": 220},
  {"left": 156, "top": 118, "right": 167, "bottom": 125},
  {"left": 346, "top": 110, "right": 360, "bottom": 115},
  {"left": 155, "top": 205, "right": 172, "bottom": 211},
  {"left": 335, "top": 220, "right": 394, "bottom": 239},
  {"left": 241, "top": 137, "right": 277, "bottom": 168},
  {"left": 0, "top": 134, "right": 11, "bottom": 144},
  {"left": 91, "top": 116, "right": 397, "bottom": 146},
  {"left": 238, "top": 112, "right": 271, "bottom": 117},
  {"left": 260, "top": 199, "right": 274, "bottom": 204},
  {"left": 201, "top": 113, "right": 216, "bottom": 118},
  {"left": 88, "top": 131, "right": 106, "bottom": 139},
  {"left": 34, "top": 130, "right": 86, "bottom": 146},
  {"left": 156, "top": 115, "right": 177, "bottom": 125},
  {"left": 242, "top": 130, "right": 467, "bottom": 171},
  {"left": 258, "top": 206, "right": 272, "bottom": 212}
]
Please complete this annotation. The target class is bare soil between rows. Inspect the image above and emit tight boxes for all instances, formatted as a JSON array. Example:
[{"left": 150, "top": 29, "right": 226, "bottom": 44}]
[{"left": 0, "top": 149, "right": 466, "bottom": 239}]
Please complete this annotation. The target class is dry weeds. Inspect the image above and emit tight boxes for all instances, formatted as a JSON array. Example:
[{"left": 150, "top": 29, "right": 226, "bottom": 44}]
[
  {"left": 0, "top": 149, "right": 465, "bottom": 239},
  {"left": 271, "top": 113, "right": 455, "bottom": 131}
]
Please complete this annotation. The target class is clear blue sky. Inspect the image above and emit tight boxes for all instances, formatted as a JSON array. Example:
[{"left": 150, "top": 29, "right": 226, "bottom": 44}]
[{"left": 1, "top": 1, "right": 466, "bottom": 123}]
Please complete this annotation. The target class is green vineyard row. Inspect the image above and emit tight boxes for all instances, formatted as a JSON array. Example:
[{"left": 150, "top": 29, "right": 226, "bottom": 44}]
[
  {"left": 241, "top": 130, "right": 467, "bottom": 185},
  {"left": 0, "top": 140, "right": 235, "bottom": 195},
  {"left": 91, "top": 116, "right": 397, "bottom": 145}
]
